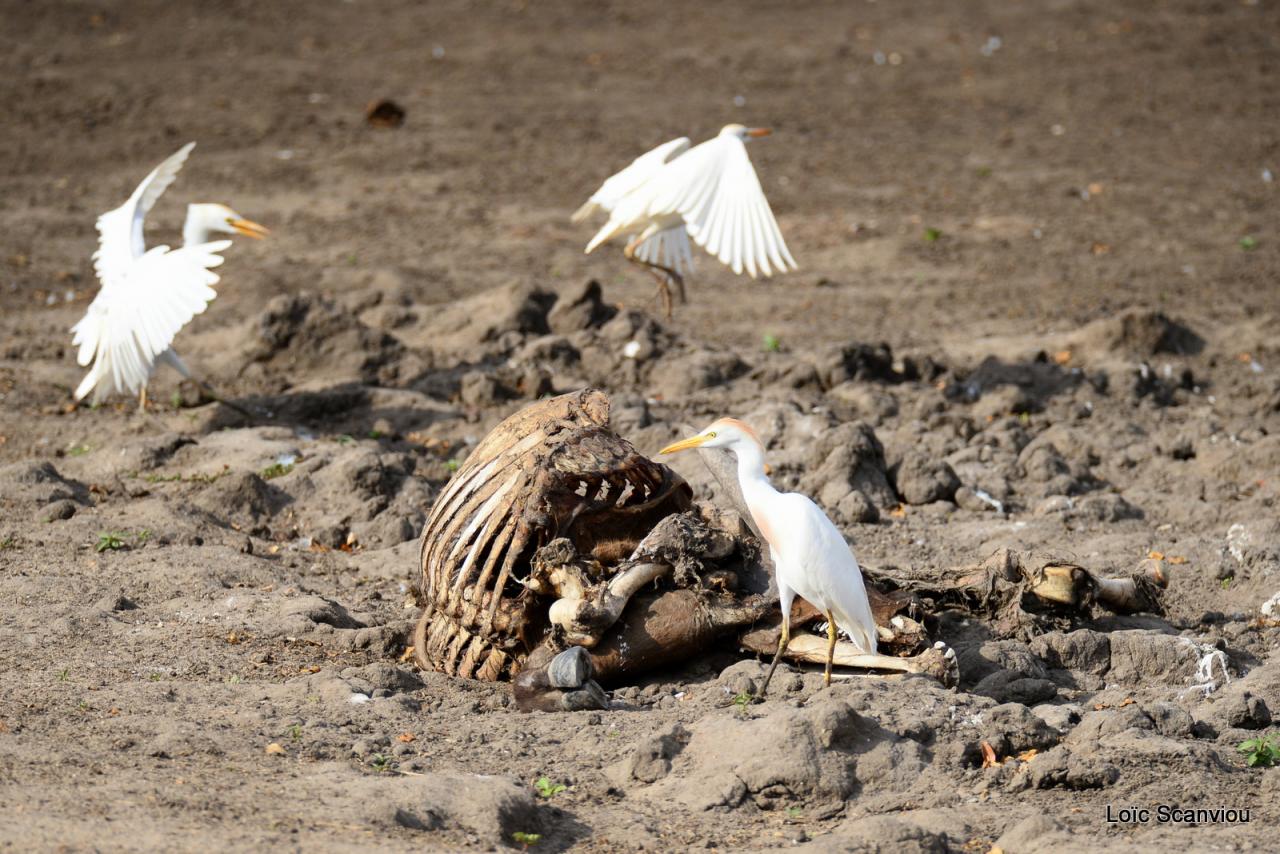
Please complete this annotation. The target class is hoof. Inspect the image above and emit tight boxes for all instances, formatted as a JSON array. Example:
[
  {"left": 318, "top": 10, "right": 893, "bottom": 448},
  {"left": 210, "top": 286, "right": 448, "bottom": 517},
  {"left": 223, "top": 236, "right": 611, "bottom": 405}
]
[
  {"left": 917, "top": 641, "right": 961, "bottom": 689},
  {"left": 513, "top": 646, "right": 610, "bottom": 713}
]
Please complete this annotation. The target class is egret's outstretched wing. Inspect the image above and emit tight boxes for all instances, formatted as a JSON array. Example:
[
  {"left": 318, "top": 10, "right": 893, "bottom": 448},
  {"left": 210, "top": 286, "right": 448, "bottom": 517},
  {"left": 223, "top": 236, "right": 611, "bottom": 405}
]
[
  {"left": 638, "top": 134, "right": 797, "bottom": 278},
  {"left": 571, "top": 137, "right": 690, "bottom": 223},
  {"left": 92, "top": 142, "right": 197, "bottom": 292},
  {"left": 72, "top": 240, "right": 230, "bottom": 403},
  {"left": 633, "top": 225, "right": 695, "bottom": 279}
]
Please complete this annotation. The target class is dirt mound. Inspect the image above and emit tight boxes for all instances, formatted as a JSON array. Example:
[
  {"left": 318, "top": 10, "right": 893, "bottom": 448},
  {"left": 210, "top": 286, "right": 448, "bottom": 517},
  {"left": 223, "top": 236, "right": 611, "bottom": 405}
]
[
  {"left": 1073, "top": 309, "right": 1205, "bottom": 359},
  {"left": 247, "top": 292, "right": 407, "bottom": 386}
]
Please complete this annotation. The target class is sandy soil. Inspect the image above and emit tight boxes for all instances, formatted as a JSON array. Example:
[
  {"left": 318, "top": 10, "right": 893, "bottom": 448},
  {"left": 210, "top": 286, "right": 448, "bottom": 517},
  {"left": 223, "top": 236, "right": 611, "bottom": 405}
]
[{"left": 2, "top": 0, "right": 1279, "bottom": 850}]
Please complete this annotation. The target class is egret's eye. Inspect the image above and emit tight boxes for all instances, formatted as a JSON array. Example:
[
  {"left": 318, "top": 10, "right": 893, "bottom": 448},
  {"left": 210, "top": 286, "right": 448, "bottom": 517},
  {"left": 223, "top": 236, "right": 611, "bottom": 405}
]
[{"left": 706, "top": 431, "right": 717, "bottom": 439}]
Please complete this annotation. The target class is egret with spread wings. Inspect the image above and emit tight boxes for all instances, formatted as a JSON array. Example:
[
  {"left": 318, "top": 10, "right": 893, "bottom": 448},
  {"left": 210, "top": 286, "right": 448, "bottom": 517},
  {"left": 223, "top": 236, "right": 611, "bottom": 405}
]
[
  {"left": 575, "top": 125, "right": 797, "bottom": 316},
  {"left": 71, "top": 142, "right": 268, "bottom": 409}
]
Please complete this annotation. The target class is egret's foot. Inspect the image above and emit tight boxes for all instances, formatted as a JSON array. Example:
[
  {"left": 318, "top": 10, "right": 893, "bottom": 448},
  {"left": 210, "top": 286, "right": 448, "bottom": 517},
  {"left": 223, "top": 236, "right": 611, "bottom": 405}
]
[{"left": 513, "top": 646, "right": 610, "bottom": 713}]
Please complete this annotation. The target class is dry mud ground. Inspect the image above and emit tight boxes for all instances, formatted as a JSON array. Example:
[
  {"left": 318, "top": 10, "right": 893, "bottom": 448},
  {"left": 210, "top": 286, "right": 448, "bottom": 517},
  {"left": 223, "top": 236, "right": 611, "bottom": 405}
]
[{"left": 2, "top": 0, "right": 1280, "bottom": 851}]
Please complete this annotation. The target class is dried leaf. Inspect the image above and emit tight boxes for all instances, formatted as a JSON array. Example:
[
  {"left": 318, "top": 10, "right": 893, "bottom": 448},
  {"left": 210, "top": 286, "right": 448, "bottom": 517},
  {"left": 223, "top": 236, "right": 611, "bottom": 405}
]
[
  {"left": 1052, "top": 350, "right": 1072, "bottom": 366},
  {"left": 265, "top": 742, "right": 286, "bottom": 755},
  {"left": 397, "top": 733, "right": 416, "bottom": 743},
  {"left": 398, "top": 646, "right": 416, "bottom": 663},
  {"left": 1167, "top": 555, "right": 1187, "bottom": 565},
  {"left": 1147, "top": 550, "right": 1164, "bottom": 560},
  {"left": 980, "top": 740, "right": 999, "bottom": 769}
]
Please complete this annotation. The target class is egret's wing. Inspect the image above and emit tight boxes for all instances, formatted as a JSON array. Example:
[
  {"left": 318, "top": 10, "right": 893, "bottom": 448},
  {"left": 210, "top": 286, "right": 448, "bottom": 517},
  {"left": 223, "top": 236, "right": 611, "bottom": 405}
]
[
  {"left": 773, "top": 492, "right": 877, "bottom": 654},
  {"left": 639, "top": 134, "right": 797, "bottom": 278},
  {"left": 92, "top": 142, "right": 197, "bottom": 292},
  {"left": 572, "top": 137, "right": 691, "bottom": 223},
  {"left": 633, "top": 225, "right": 695, "bottom": 279},
  {"left": 73, "top": 239, "right": 230, "bottom": 403}
]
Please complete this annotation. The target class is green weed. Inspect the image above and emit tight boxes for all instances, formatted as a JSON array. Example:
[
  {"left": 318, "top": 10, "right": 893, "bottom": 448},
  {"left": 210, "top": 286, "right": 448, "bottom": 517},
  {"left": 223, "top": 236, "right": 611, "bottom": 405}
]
[{"left": 534, "top": 776, "right": 566, "bottom": 799}]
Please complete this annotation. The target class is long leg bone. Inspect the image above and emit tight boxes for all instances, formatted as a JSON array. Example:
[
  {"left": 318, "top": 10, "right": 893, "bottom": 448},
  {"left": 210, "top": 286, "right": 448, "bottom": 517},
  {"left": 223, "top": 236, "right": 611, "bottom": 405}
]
[
  {"left": 549, "top": 561, "right": 671, "bottom": 647},
  {"left": 739, "top": 629, "right": 960, "bottom": 688}
]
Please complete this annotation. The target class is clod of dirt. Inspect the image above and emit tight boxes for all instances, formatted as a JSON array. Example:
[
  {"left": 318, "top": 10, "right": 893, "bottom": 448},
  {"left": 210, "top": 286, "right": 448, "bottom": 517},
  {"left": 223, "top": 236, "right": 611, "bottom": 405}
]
[
  {"left": 333, "top": 766, "right": 540, "bottom": 844},
  {"left": 1224, "top": 520, "right": 1280, "bottom": 577},
  {"left": 994, "top": 814, "right": 1077, "bottom": 852},
  {"left": 0, "top": 461, "right": 90, "bottom": 508},
  {"left": 638, "top": 698, "right": 927, "bottom": 811},
  {"left": 980, "top": 703, "right": 1060, "bottom": 758},
  {"left": 652, "top": 349, "right": 749, "bottom": 399},
  {"left": 250, "top": 292, "right": 405, "bottom": 385},
  {"left": 39, "top": 499, "right": 78, "bottom": 521},
  {"left": 890, "top": 450, "right": 961, "bottom": 505},
  {"left": 190, "top": 471, "right": 288, "bottom": 529},
  {"left": 92, "top": 589, "right": 138, "bottom": 613},
  {"left": 272, "top": 595, "right": 367, "bottom": 636},
  {"left": 1196, "top": 690, "right": 1272, "bottom": 733},
  {"left": 338, "top": 663, "right": 424, "bottom": 696},
  {"left": 364, "top": 98, "right": 406, "bottom": 128},
  {"left": 548, "top": 279, "right": 618, "bottom": 333},
  {"left": 804, "top": 813, "right": 956, "bottom": 853},
  {"left": 614, "top": 722, "right": 691, "bottom": 784},
  {"left": 817, "top": 341, "right": 900, "bottom": 387},
  {"left": 1073, "top": 308, "right": 1204, "bottom": 358},
  {"left": 1031, "top": 630, "right": 1231, "bottom": 693},
  {"left": 1015, "top": 745, "right": 1120, "bottom": 791},
  {"left": 799, "top": 421, "right": 897, "bottom": 523},
  {"left": 408, "top": 282, "right": 556, "bottom": 358},
  {"left": 973, "top": 671, "right": 1057, "bottom": 705}
]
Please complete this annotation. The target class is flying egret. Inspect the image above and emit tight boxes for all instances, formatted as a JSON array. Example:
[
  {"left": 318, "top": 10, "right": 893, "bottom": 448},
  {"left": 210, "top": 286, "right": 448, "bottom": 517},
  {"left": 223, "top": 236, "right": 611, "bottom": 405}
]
[
  {"left": 576, "top": 124, "right": 797, "bottom": 316},
  {"left": 71, "top": 142, "right": 268, "bottom": 410},
  {"left": 659, "top": 417, "right": 876, "bottom": 697}
]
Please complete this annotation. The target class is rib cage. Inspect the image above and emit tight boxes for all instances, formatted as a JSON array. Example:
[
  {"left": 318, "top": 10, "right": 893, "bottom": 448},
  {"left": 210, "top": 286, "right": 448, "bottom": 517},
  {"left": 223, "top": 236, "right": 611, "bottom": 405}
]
[{"left": 416, "top": 389, "right": 691, "bottom": 681}]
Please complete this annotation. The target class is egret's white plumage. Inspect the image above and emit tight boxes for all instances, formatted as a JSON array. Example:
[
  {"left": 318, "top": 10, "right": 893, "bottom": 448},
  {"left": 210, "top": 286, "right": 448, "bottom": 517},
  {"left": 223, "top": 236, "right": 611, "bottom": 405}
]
[
  {"left": 579, "top": 125, "right": 797, "bottom": 286},
  {"left": 573, "top": 137, "right": 696, "bottom": 286},
  {"left": 71, "top": 142, "right": 267, "bottom": 405},
  {"left": 660, "top": 417, "right": 876, "bottom": 694}
]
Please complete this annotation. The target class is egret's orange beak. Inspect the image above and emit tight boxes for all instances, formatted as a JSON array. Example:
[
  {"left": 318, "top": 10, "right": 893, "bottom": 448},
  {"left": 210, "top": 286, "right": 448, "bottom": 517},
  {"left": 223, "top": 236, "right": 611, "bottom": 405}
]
[
  {"left": 659, "top": 434, "right": 709, "bottom": 455},
  {"left": 229, "top": 218, "right": 270, "bottom": 240},
  {"left": 747, "top": 127, "right": 772, "bottom": 138}
]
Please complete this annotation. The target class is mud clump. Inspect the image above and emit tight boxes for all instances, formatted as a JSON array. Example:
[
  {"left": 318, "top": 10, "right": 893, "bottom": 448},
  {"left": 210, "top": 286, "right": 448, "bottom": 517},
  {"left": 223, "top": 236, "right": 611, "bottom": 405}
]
[
  {"left": 891, "top": 450, "right": 961, "bottom": 505},
  {"left": 251, "top": 292, "right": 405, "bottom": 385},
  {"left": 799, "top": 421, "right": 897, "bottom": 523},
  {"left": 1075, "top": 308, "right": 1205, "bottom": 358},
  {"left": 634, "top": 698, "right": 927, "bottom": 811}
]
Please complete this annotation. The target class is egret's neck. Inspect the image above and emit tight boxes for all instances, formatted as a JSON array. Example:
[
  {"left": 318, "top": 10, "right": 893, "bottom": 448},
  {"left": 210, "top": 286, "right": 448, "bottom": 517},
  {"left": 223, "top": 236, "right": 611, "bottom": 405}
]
[
  {"left": 182, "top": 213, "right": 213, "bottom": 246},
  {"left": 732, "top": 440, "right": 775, "bottom": 502}
]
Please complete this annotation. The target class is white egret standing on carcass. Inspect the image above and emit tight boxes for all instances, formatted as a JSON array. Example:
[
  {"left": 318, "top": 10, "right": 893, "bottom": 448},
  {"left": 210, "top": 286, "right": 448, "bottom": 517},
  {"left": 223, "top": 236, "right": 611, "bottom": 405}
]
[
  {"left": 71, "top": 142, "right": 268, "bottom": 409},
  {"left": 660, "top": 417, "right": 876, "bottom": 697},
  {"left": 575, "top": 124, "right": 797, "bottom": 315}
]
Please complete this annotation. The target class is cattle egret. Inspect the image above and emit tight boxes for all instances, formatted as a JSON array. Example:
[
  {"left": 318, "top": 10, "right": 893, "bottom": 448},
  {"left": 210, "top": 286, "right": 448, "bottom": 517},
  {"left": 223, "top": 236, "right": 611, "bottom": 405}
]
[
  {"left": 71, "top": 142, "right": 268, "bottom": 409},
  {"left": 576, "top": 125, "right": 797, "bottom": 315},
  {"left": 660, "top": 417, "right": 876, "bottom": 697}
]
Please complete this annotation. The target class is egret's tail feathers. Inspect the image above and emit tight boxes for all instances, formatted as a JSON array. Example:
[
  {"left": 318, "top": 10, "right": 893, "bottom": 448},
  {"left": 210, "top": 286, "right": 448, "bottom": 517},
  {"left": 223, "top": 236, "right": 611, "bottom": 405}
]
[
  {"left": 570, "top": 201, "right": 597, "bottom": 224},
  {"left": 157, "top": 347, "right": 193, "bottom": 379}
]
